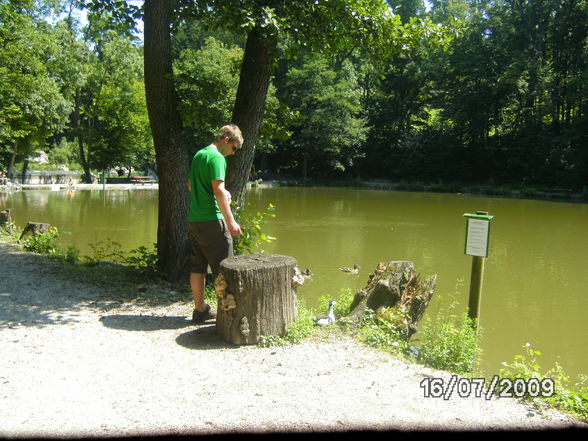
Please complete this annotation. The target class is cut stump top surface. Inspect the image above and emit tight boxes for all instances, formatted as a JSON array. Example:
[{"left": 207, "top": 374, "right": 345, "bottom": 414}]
[{"left": 221, "top": 254, "right": 297, "bottom": 270}]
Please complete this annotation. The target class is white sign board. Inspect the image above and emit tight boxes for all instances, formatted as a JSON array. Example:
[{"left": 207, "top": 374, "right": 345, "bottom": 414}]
[{"left": 465, "top": 218, "right": 490, "bottom": 257}]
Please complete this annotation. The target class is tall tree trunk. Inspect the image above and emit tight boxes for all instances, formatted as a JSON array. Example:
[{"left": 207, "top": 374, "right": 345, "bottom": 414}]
[
  {"left": 74, "top": 87, "right": 93, "bottom": 183},
  {"left": 226, "top": 25, "right": 278, "bottom": 206},
  {"left": 7, "top": 139, "right": 18, "bottom": 180},
  {"left": 144, "top": 0, "right": 190, "bottom": 282},
  {"left": 21, "top": 159, "right": 29, "bottom": 185}
]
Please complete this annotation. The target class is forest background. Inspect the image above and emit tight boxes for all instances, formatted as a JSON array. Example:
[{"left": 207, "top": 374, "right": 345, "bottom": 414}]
[
  {"left": 1, "top": 0, "right": 587, "bottom": 281},
  {"left": 2, "top": 0, "right": 586, "bottom": 190}
]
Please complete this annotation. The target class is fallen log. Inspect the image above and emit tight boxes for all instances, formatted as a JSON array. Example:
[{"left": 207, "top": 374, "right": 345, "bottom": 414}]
[
  {"left": 215, "top": 254, "right": 301, "bottom": 345},
  {"left": 340, "top": 261, "right": 436, "bottom": 338}
]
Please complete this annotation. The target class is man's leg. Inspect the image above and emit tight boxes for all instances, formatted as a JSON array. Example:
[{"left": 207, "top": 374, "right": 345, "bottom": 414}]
[{"left": 190, "top": 272, "right": 207, "bottom": 312}]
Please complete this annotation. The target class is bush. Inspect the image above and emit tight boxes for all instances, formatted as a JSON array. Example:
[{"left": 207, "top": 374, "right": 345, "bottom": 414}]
[
  {"left": 233, "top": 203, "right": 276, "bottom": 255},
  {"left": 417, "top": 311, "right": 482, "bottom": 375},
  {"left": 500, "top": 343, "right": 588, "bottom": 421},
  {"left": 357, "top": 307, "right": 412, "bottom": 355},
  {"left": 22, "top": 227, "right": 59, "bottom": 255}
]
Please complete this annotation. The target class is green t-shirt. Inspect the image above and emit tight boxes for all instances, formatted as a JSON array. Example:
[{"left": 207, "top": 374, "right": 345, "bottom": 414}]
[{"left": 188, "top": 145, "right": 226, "bottom": 222}]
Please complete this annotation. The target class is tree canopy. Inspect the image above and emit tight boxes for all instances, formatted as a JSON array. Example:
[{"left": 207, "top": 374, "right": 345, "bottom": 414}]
[{"left": 1, "top": 0, "right": 586, "bottom": 280}]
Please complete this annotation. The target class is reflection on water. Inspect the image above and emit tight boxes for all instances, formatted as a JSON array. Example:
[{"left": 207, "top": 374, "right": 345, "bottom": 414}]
[
  {"left": 2, "top": 186, "right": 587, "bottom": 379},
  {"left": 2, "top": 189, "right": 159, "bottom": 256}
]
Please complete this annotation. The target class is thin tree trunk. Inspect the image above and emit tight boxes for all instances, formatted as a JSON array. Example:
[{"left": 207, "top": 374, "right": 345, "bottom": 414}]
[
  {"left": 21, "top": 159, "right": 28, "bottom": 185},
  {"left": 226, "top": 25, "right": 278, "bottom": 206},
  {"left": 7, "top": 139, "right": 18, "bottom": 180},
  {"left": 144, "top": 0, "right": 190, "bottom": 282},
  {"left": 74, "top": 87, "right": 92, "bottom": 183}
]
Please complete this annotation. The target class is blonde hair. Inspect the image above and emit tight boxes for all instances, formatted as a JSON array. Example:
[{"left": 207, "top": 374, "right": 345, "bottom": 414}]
[{"left": 216, "top": 124, "right": 243, "bottom": 147}]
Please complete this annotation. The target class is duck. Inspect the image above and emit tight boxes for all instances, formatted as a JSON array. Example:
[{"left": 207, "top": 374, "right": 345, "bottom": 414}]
[
  {"left": 339, "top": 264, "right": 360, "bottom": 274},
  {"left": 315, "top": 300, "right": 336, "bottom": 326},
  {"left": 301, "top": 268, "right": 313, "bottom": 280}
]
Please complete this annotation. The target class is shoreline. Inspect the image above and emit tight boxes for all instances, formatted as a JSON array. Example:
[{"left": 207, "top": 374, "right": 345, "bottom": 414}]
[
  {"left": 2, "top": 179, "right": 587, "bottom": 203},
  {"left": 252, "top": 179, "right": 588, "bottom": 203}
]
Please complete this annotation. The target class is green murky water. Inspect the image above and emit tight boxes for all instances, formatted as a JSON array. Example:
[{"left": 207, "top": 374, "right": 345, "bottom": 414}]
[{"left": 2, "top": 186, "right": 586, "bottom": 379}]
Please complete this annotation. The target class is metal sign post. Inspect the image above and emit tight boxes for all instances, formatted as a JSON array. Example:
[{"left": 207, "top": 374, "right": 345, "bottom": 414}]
[{"left": 464, "top": 211, "right": 494, "bottom": 330}]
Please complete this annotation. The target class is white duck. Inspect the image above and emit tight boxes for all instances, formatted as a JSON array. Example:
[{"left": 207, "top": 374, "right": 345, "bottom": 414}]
[{"left": 315, "top": 300, "right": 336, "bottom": 326}]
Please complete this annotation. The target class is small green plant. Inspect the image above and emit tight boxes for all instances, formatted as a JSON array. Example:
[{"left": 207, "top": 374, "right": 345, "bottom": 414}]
[
  {"left": 0, "top": 222, "right": 21, "bottom": 241},
  {"left": 259, "top": 299, "right": 316, "bottom": 347},
  {"left": 62, "top": 245, "right": 80, "bottom": 263},
  {"left": 83, "top": 238, "right": 126, "bottom": 264},
  {"left": 234, "top": 203, "right": 276, "bottom": 255},
  {"left": 358, "top": 307, "right": 412, "bottom": 356},
  {"left": 317, "top": 288, "right": 355, "bottom": 319},
  {"left": 81, "top": 239, "right": 163, "bottom": 279},
  {"left": 259, "top": 289, "right": 357, "bottom": 347},
  {"left": 122, "top": 244, "right": 161, "bottom": 278},
  {"left": 22, "top": 227, "right": 60, "bottom": 255},
  {"left": 500, "top": 343, "right": 588, "bottom": 421},
  {"left": 204, "top": 284, "right": 216, "bottom": 306},
  {"left": 417, "top": 311, "right": 482, "bottom": 375}
]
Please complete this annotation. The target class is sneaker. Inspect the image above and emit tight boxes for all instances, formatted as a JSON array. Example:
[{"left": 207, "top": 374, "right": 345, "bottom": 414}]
[{"left": 192, "top": 304, "right": 217, "bottom": 323}]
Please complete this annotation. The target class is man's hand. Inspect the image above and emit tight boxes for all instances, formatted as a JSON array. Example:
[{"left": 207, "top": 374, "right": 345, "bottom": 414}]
[
  {"left": 228, "top": 220, "right": 242, "bottom": 237},
  {"left": 212, "top": 180, "right": 242, "bottom": 236}
]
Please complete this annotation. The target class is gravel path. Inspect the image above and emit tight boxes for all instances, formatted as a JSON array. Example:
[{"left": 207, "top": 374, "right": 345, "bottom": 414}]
[{"left": 0, "top": 241, "right": 585, "bottom": 436}]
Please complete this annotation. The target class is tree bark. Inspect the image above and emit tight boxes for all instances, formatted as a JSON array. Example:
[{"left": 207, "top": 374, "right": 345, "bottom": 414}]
[
  {"left": 226, "top": 25, "right": 278, "bottom": 206},
  {"left": 7, "top": 139, "right": 18, "bottom": 180},
  {"left": 74, "top": 87, "right": 93, "bottom": 184},
  {"left": 144, "top": 0, "right": 190, "bottom": 282},
  {"left": 341, "top": 261, "right": 437, "bottom": 339},
  {"left": 18, "top": 222, "right": 50, "bottom": 241},
  {"left": 215, "top": 254, "right": 300, "bottom": 345},
  {"left": 0, "top": 209, "right": 12, "bottom": 229}
]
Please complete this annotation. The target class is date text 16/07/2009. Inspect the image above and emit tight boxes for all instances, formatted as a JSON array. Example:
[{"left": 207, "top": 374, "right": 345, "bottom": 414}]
[{"left": 420, "top": 375, "right": 555, "bottom": 400}]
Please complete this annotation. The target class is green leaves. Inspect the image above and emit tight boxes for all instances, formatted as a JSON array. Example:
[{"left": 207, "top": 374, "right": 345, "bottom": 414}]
[
  {"left": 0, "top": 3, "right": 72, "bottom": 149},
  {"left": 279, "top": 53, "right": 368, "bottom": 177},
  {"left": 22, "top": 226, "right": 60, "bottom": 255},
  {"left": 233, "top": 203, "right": 276, "bottom": 255},
  {"left": 174, "top": 36, "right": 244, "bottom": 148}
]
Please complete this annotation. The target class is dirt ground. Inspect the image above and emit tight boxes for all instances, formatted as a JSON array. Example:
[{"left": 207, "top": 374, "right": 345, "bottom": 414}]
[{"left": 0, "top": 240, "right": 586, "bottom": 437}]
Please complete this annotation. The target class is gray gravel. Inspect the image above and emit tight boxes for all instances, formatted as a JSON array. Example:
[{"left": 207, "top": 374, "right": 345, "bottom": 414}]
[{"left": 0, "top": 241, "right": 585, "bottom": 437}]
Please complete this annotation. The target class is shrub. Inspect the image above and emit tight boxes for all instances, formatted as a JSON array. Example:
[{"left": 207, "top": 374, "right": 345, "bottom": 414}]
[
  {"left": 22, "top": 227, "right": 59, "bottom": 255},
  {"left": 233, "top": 203, "right": 276, "bottom": 255},
  {"left": 500, "top": 343, "right": 588, "bottom": 421},
  {"left": 358, "top": 307, "right": 411, "bottom": 355},
  {"left": 417, "top": 311, "right": 482, "bottom": 375}
]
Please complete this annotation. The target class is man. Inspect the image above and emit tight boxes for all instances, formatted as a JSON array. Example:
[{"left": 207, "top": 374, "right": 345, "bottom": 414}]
[{"left": 188, "top": 125, "right": 243, "bottom": 323}]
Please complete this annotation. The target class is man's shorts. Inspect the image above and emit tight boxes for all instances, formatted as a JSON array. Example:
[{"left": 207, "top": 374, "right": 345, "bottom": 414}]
[{"left": 188, "top": 219, "right": 233, "bottom": 275}]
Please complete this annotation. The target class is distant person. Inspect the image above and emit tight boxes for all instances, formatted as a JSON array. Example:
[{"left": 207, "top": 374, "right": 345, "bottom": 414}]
[{"left": 187, "top": 124, "right": 243, "bottom": 323}]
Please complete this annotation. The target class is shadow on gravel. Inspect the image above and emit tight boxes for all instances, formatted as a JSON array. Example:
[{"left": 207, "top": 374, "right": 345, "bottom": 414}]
[
  {"left": 176, "top": 325, "right": 239, "bottom": 350},
  {"left": 100, "top": 314, "right": 193, "bottom": 331},
  {"left": 0, "top": 242, "right": 190, "bottom": 329}
]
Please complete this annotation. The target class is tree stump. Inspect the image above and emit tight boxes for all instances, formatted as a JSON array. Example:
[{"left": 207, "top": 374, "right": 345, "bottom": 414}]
[
  {"left": 18, "top": 222, "right": 50, "bottom": 241},
  {"left": 340, "top": 261, "right": 437, "bottom": 339},
  {"left": 215, "top": 254, "right": 300, "bottom": 345},
  {"left": 0, "top": 209, "right": 12, "bottom": 229}
]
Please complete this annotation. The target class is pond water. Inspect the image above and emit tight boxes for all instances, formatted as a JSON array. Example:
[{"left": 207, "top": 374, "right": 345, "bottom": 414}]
[{"left": 2, "top": 186, "right": 587, "bottom": 380}]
